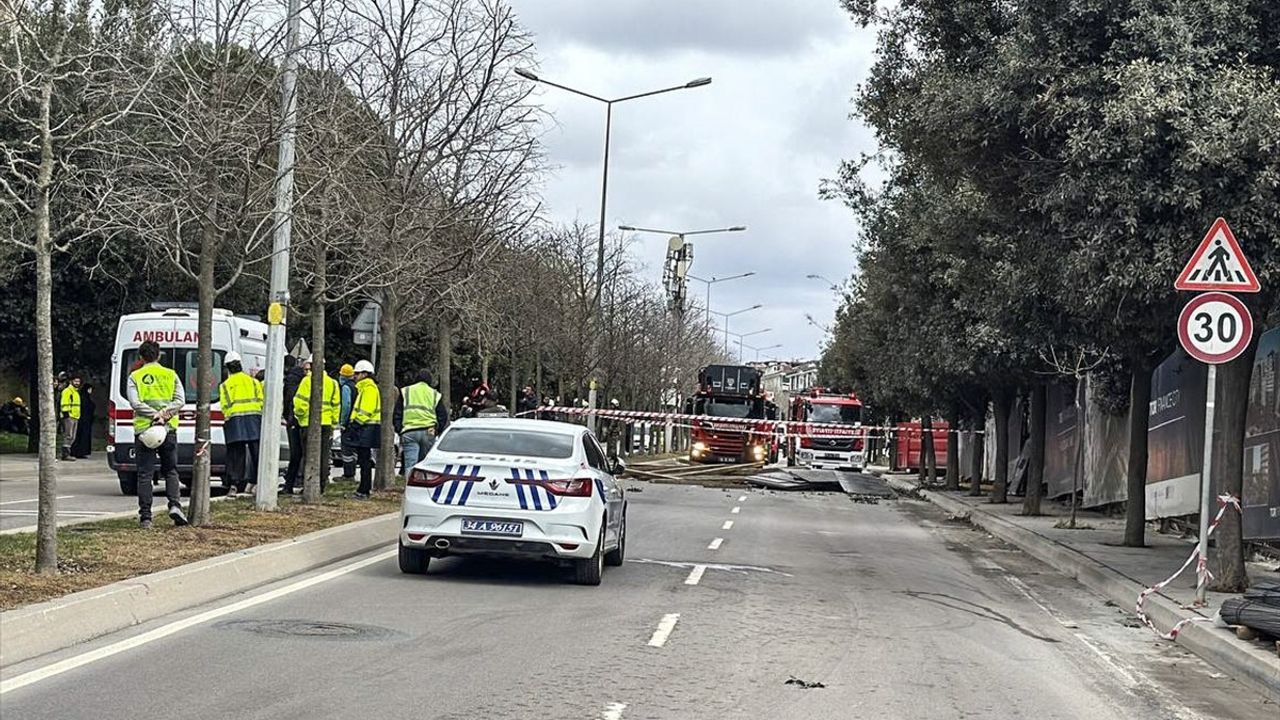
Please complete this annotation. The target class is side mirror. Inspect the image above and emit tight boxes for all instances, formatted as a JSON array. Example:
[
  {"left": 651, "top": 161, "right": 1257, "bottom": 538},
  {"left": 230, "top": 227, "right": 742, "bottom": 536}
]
[{"left": 609, "top": 457, "right": 627, "bottom": 477}]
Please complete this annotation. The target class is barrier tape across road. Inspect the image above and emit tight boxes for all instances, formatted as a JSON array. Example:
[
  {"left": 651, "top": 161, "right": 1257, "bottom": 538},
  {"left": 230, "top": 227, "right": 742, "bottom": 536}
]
[{"left": 522, "top": 405, "right": 982, "bottom": 437}]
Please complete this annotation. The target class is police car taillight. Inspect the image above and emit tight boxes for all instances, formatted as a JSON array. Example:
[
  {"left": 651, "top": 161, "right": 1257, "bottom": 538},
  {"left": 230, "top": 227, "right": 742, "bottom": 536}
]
[
  {"left": 407, "top": 469, "right": 449, "bottom": 487},
  {"left": 542, "top": 477, "right": 592, "bottom": 497}
]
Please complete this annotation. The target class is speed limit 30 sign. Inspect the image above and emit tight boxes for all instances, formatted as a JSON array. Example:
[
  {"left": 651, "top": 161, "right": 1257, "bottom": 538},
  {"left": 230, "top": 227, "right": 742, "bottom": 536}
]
[{"left": 1177, "top": 291, "right": 1253, "bottom": 365}]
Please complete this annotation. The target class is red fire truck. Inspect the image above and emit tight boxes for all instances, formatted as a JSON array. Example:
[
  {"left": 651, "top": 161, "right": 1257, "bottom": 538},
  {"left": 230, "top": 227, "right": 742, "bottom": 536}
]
[
  {"left": 685, "top": 364, "right": 776, "bottom": 464},
  {"left": 788, "top": 388, "right": 865, "bottom": 470}
]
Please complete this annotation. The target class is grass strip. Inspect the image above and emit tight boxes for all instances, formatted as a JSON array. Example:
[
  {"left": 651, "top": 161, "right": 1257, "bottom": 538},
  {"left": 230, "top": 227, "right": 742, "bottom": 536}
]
[{"left": 0, "top": 479, "right": 400, "bottom": 611}]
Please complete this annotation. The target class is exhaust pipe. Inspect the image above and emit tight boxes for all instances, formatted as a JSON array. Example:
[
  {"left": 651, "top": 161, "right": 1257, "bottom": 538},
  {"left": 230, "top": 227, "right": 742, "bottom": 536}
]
[{"left": 434, "top": 538, "right": 451, "bottom": 550}]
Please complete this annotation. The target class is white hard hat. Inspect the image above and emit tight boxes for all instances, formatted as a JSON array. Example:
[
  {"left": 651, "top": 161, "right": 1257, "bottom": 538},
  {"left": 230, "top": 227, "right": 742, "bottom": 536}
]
[
  {"left": 354, "top": 360, "right": 375, "bottom": 374},
  {"left": 225, "top": 351, "right": 242, "bottom": 364},
  {"left": 138, "top": 424, "right": 168, "bottom": 449}
]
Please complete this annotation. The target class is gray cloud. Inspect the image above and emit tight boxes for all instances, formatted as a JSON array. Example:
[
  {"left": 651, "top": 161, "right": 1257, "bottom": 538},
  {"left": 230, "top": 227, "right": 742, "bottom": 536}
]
[
  {"left": 510, "top": 0, "right": 875, "bottom": 361},
  {"left": 512, "top": 0, "right": 848, "bottom": 56}
]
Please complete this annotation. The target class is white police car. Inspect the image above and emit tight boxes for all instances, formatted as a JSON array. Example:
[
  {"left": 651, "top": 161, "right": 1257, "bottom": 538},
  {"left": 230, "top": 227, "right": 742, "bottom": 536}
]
[{"left": 398, "top": 418, "right": 627, "bottom": 586}]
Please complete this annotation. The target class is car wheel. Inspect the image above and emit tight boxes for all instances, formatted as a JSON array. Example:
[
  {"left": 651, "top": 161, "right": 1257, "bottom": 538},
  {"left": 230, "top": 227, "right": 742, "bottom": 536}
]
[
  {"left": 574, "top": 526, "right": 604, "bottom": 586},
  {"left": 118, "top": 471, "right": 138, "bottom": 496},
  {"left": 604, "top": 513, "right": 626, "bottom": 567},
  {"left": 398, "top": 541, "right": 429, "bottom": 575}
]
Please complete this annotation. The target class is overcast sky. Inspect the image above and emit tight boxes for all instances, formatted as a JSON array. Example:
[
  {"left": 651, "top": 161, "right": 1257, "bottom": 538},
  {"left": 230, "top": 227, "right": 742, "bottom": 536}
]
[{"left": 507, "top": 0, "right": 877, "bottom": 362}]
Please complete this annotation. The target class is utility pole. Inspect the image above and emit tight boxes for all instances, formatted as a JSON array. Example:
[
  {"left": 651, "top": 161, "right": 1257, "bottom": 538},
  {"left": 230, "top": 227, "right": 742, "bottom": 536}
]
[{"left": 256, "top": 0, "right": 301, "bottom": 511}]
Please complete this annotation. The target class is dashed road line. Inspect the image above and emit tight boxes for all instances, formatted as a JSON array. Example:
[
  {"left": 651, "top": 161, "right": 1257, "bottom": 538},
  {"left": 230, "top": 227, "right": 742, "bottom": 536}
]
[
  {"left": 647, "top": 613, "right": 680, "bottom": 648},
  {"left": 684, "top": 564, "right": 706, "bottom": 586},
  {"left": 601, "top": 702, "right": 628, "bottom": 720},
  {"left": 707, "top": 537, "right": 724, "bottom": 550},
  {"left": 731, "top": 506, "right": 741, "bottom": 514},
  {"left": 737, "top": 495, "right": 747, "bottom": 502},
  {"left": 722, "top": 520, "right": 734, "bottom": 530}
]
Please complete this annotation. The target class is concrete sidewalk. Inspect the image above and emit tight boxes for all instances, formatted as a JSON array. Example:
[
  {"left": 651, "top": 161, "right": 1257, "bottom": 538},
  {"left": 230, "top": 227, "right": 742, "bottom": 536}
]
[{"left": 879, "top": 472, "right": 1280, "bottom": 704}]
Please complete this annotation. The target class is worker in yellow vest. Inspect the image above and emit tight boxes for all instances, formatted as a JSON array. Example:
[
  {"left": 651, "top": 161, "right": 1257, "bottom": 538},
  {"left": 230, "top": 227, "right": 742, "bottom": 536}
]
[
  {"left": 394, "top": 369, "right": 450, "bottom": 473},
  {"left": 218, "top": 352, "right": 263, "bottom": 497},
  {"left": 290, "top": 360, "right": 340, "bottom": 494},
  {"left": 127, "top": 340, "right": 188, "bottom": 528},
  {"left": 348, "top": 360, "right": 381, "bottom": 499},
  {"left": 59, "top": 374, "right": 82, "bottom": 461}
]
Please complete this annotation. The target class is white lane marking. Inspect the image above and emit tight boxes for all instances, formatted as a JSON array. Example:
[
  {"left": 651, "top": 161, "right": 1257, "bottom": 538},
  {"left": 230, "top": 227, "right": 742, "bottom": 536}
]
[
  {"left": 0, "top": 495, "right": 75, "bottom": 506},
  {"left": 731, "top": 506, "right": 741, "bottom": 514},
  {"left": 0, "top": 548, "right": 396, "bottom": 695},
  {"left": 707, "top": 537, "right": 723, "bottom": 550},
  {"left": 601, "top": 702, "right": 628, "bottom": 720},
  {"left": 647, "top": 613, "right": 680, "bottom": 648},
  {"left": 1072, "top": 633, "right": 1140, "bottom": 690},
  {"left": 628, "top": 558, "right": 792, "bottom": 577},
  {"left": 1003, "top": 575, "right": 1078, "bottom": 628},
  {"left": 684, "top": 564, "right": 706, "bottom": 586},
  {"left": 721, "top": 520, "right": 734, "bottom": 530},
  {"left": 737, "top": 495, "right": 746, "bottom": 502},
  {"left": 0, "top": 510, "right": 115, "bottom": 517}
]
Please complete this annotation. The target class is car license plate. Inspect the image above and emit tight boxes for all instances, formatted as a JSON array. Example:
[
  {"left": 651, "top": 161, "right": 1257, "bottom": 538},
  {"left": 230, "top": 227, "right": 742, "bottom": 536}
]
[{"left": 461, "top": 518, "right": 523, "bottom": 536}]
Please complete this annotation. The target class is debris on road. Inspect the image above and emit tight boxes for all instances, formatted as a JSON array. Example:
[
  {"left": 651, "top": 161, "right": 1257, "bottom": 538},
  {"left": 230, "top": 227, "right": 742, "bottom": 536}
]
[{"left": 785, "top": 675, "right": 826, "bottom": 689}]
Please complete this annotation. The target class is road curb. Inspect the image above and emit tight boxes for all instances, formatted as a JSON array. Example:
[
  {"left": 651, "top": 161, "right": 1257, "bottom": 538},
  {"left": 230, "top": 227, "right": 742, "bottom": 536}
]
[
  {"left": 882, "top": 476, "right": 1280, "bottom": 704},
  {"left": 0, "top": 512, "right": 399, "bottom": 668}
]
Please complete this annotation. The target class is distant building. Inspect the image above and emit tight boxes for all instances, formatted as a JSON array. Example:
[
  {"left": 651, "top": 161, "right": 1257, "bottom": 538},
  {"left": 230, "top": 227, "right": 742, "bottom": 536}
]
[{"left": 754, "top": 360, "right": 820, "bottom": 417}]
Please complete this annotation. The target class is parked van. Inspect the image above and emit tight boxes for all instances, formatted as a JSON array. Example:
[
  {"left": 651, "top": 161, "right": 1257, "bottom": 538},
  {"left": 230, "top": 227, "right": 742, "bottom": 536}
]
[{"left": 107, "top": 304, "right": 274, "bottom": 495}]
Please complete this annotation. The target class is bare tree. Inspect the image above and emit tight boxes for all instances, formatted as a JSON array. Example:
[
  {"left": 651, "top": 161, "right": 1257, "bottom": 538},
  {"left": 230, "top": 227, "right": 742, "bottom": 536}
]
[
  {"left": 103, "top": 0, "right": 287, "bottom": 524},
  {"left": 331, "top": 0, "right": 540, "bottom": 484},
  {"left": 1, "top": 0, "right": 157, "bottom": 570}
]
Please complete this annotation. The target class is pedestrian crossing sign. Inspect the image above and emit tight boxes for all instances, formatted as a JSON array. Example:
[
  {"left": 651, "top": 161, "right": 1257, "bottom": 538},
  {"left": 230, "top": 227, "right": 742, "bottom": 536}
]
[{"left": 1175, "top": 217, "right": 1260, "bottom": 293}]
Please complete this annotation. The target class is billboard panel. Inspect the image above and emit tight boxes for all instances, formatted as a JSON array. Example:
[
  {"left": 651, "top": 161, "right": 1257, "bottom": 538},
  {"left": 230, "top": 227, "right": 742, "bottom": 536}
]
[
  {"left": 1244, "top": 326, "right": 1280, "bottom": 540},
  {"left": 1145, "top": 349, "right": 1207, "bottom": 519}
]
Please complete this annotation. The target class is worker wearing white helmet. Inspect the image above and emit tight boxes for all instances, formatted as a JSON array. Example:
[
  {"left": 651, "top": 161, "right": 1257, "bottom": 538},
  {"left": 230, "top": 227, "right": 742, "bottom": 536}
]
[
  {"left": 218, "top": 351, "right": 264, "bottom": 497},
  {"left": 347, "top": 360, "right": 381, "bottom": 498}
]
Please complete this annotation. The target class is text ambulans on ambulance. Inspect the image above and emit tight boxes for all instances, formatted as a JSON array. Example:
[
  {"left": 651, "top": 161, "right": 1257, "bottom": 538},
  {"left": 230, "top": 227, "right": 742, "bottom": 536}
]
[{"left": 107, "top": 305, "right": 270, "bottom": 496}]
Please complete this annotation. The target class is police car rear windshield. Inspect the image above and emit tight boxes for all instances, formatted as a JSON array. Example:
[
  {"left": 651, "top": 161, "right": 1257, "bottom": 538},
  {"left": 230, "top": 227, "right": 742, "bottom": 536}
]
[{"left": 437, "top": 428, "right": 576, "bottom": 459}]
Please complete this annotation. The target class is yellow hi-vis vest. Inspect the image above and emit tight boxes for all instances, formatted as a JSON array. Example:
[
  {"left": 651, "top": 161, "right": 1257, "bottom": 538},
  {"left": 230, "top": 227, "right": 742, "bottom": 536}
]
[
  {"left": 130, "top": 363, "right": 179, "bottom": 432},
  {"left": 219, "top": 372, "right": 263, "bottom": 418},
  {"left": 60, "top": 385, "right": 81, "bottom": 420},
  {"left": 351, "top": 377, "right": 381, "bottom": 425},
  {"left": 401, "top": 382, "right": 440, "bottom": 430},
  {"left": 294, "top": 372, "right": 340, "bottom": 427}
]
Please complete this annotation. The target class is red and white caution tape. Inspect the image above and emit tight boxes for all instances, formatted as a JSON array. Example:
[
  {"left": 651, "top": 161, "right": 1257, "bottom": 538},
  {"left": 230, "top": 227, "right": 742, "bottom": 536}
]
[
  {"left": 521, "top": 405, "right": 980, "bottom": 437},
  {"left": 1135, "top": 494, "right": 1240, "bottom": 639}
]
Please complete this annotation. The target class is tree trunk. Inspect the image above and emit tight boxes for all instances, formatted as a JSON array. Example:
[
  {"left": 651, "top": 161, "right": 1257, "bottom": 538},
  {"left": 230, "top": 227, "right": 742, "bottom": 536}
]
[
  {"left": 1069, "top": 377, "right": 1087, "bottom": 528},
  {"left": 921, "top": 415, "right": 936, "bottom": 485},
  {"left": 34, "top": 114, "right": 58, "bottom": 572},
  {"left": 1022, "top": 383, "right": 1046, "bottom": 516},
  {"left": 991, "top": 387, "right": 1012, "bottom": 504},
  {"left": 437, "top": 317, "right": 452, "bottom": 410},
  {"left": 1123, "top": 363, "right": 1151, "bottom": 547},
  {"left": 375, "top": 294, "right": 398, "bottom": 489},
  {"left": 481, "top": 352, "right": 490, "bottom": 385},
  {"left": 509, "top": 348, "right": 518, "bottom": 412},
  {"left": 535, "top": 346, "right": 543, "bottom": 395},
  {"left": 944, "top": 411, "right": 960, "bottom": 490},
  {"left": 1208, "top": 337, "right": 1256, "bottom": 592},
  {"left": 303, "top": 257, "right": 326, "bottom": 504},
  {"left": 968, "top": 412, "right": 985, "bottom": 496},
  {"left": 189, "top": 242, "right": 215, "bottom": 526}
]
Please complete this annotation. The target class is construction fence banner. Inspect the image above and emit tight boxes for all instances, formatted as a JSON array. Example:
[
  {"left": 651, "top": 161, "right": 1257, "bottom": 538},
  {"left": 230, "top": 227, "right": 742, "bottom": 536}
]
[
  {"left": 1244, "top": 325, "right": 1280, "bottom": 540},
  {"left": 1081, "top": 381, "right": 1130, "bottom": 508},
  {"left": 1044, "top": 382, "right": 1079, "bottom": 499},
  {"left": 1145, "top": 348, "right": 1207, "bottom": 519}
]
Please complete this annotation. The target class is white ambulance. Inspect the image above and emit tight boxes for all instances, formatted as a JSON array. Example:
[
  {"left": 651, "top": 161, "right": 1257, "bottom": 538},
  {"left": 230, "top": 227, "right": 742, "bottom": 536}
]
[{"left": 107, "top": 304, "right": 273, "bottom": 495}]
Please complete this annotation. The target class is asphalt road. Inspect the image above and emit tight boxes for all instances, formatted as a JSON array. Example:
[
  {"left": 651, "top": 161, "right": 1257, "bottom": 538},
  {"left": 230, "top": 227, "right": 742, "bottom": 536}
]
[
  {"left": 0, "top": 454, "right": 138, "bottom": 532},
  {"left": 1, "top": 473, "right": 1272, "bottom": 719}
]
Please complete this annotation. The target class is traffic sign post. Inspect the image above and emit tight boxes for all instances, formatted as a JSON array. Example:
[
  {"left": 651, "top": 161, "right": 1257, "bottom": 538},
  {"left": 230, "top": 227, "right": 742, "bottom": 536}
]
[{"left": 1174, "top": 218, "right": 1258, "bottom": 606}]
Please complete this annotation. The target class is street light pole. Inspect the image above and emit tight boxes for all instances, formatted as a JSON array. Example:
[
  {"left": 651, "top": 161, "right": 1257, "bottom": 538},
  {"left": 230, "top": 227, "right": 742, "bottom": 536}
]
[
  {"left": 709, "top": 304, "right": 763, "bottom": 356},
  {"left": 256, "top": 0, "right": 301, "bottom": 511},
  {"left": 517, "top": 70, "right": 711, "bottom": 430}
]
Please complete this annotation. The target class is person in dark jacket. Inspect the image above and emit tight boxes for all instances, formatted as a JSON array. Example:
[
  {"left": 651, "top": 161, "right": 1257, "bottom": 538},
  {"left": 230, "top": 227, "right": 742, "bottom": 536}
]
[
  {"left": 71, "top": 383, "right": 95, "bottom": 458},
  {"left": 281, "top": 354, "right": 307, "bottom": 495},
  {"left": 516, "top": 386, "right": 539, "bottom": 418}
]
